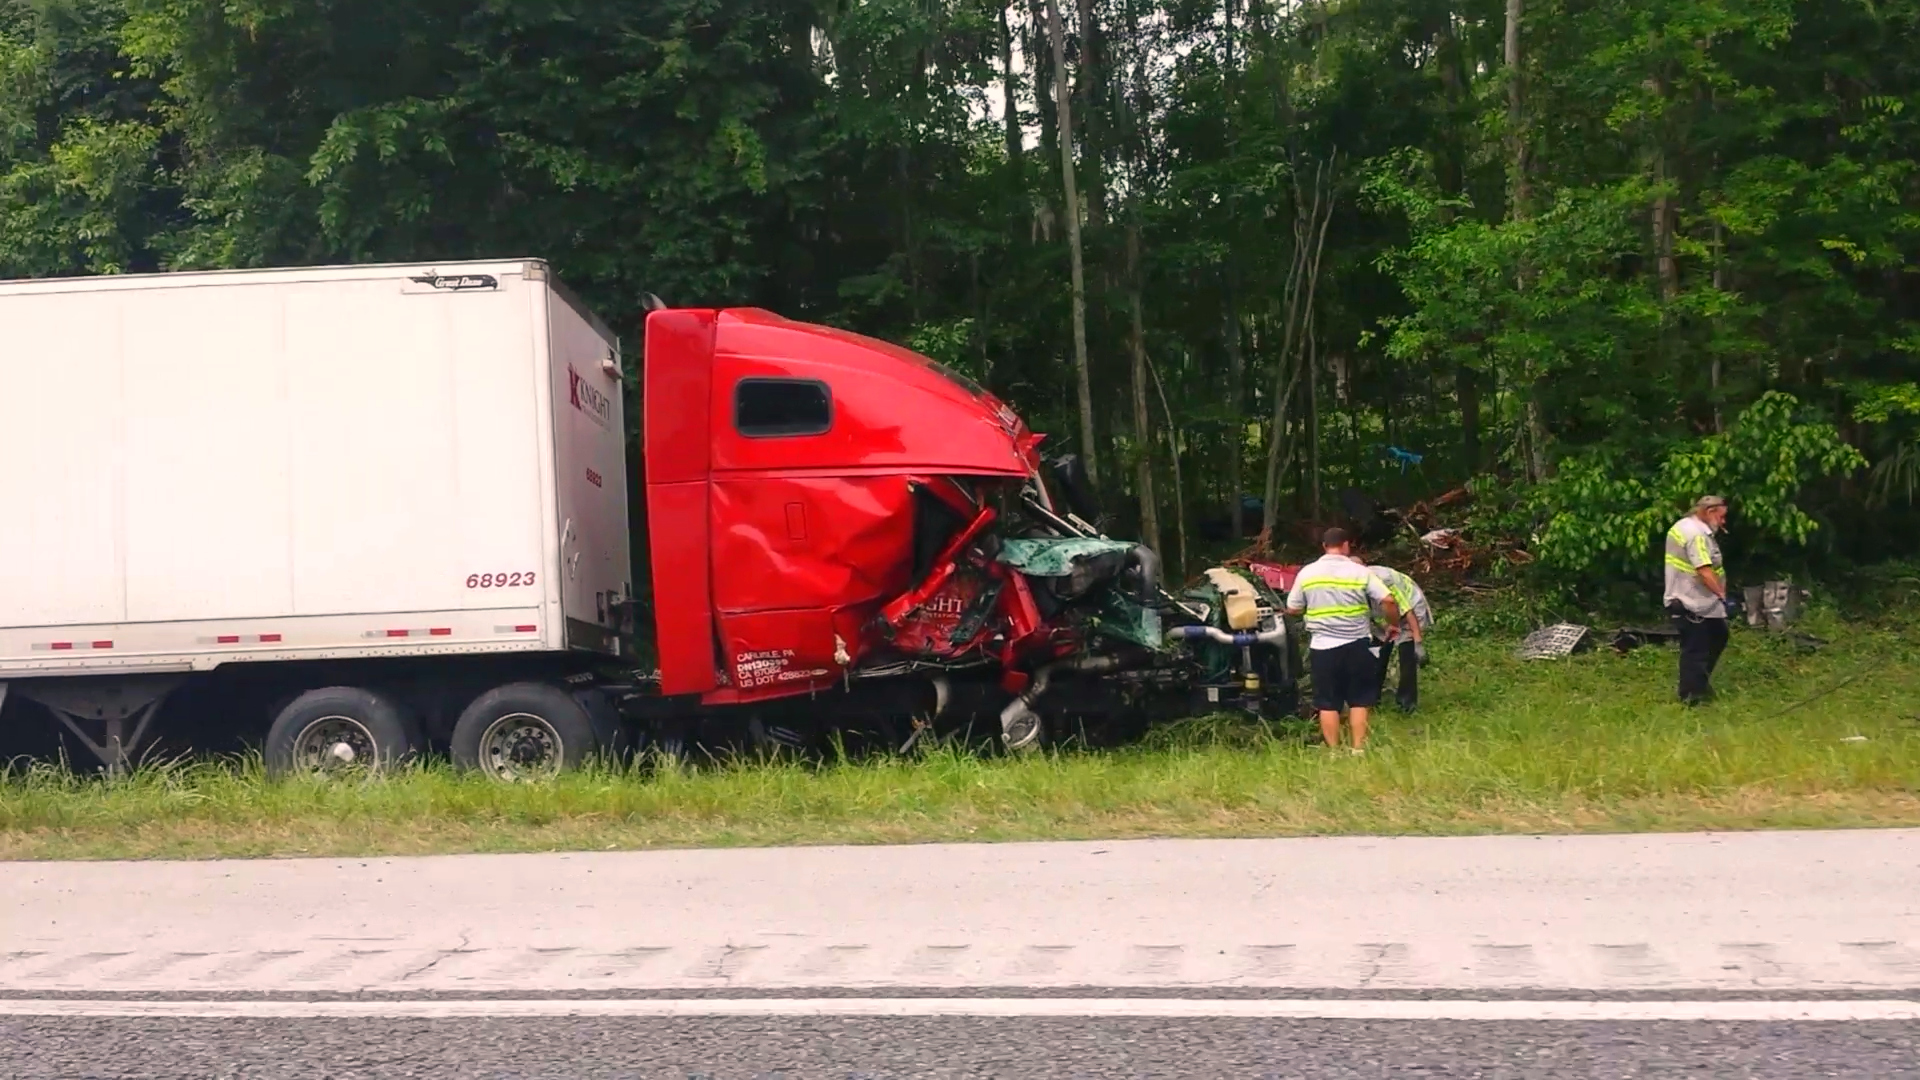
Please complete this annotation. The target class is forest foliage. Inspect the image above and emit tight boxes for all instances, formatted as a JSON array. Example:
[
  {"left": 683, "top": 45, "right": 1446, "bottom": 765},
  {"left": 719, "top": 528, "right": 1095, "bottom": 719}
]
[{"left": 3, "top": 0, "right": 1916, "bottom": 593}]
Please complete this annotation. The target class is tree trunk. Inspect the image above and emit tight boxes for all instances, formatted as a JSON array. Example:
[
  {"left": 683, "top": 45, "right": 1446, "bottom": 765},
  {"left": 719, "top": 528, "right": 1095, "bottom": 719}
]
[
  {"left": 1224, "top": 295, "right": 1245, "bottom": 538},
  {"left": 1074, "top": 0, "right": 1107, "bottom": 230},
  {"left": 1127, "top": 223, "right": 1160, "bottom": 555},
  {"left": 1435, "top": 6, "right": 1468, "bottom": 220},
  {"left": 898, "top": 144, "right": 919, "bottom": 323},
  {"left": 1222, "top": 0, "right": 1245, "bottom": 541},
  {"left": 1263, "top": 154, "right": 1337, "bottom": 532},
  {"left": 1711, "top": 215, "right": 1725, "bottom": 431},
  {"left": 973, "top": 249, "right": 991, "bottom": 390},
  {"left": 1308, "top": 320, "right": 1321, "bottom": 521},
  {"left": 1504, "top": 0, "right": 1529, "bottom": 216},
  {"left": 1031, "top": 0, "right": 1057, "bottom": 170},
  {"left": 1505, "top": 0, "right": 1547, "bottom": 482},
  {"left": 1458, "top": 364, "right": 1480, "bottom": 473},
  {"left": 1652, "top": 149, "right": 1678, "bottom": 302},
  {"left": 1147, "top": 349, "right": 1189, "bottom": 577},
  {"left": 1046, "top": 0, "right": 1100, "bottom": 486},
  {"left": 1000, "top": 3, "right": 1023, "bottom": 181}
]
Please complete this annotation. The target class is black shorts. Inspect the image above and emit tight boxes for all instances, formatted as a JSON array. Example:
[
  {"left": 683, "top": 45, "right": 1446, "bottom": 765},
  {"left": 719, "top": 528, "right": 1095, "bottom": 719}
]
[{"left": 1310, "top": 638, "right": 1383, "bottom": 712}]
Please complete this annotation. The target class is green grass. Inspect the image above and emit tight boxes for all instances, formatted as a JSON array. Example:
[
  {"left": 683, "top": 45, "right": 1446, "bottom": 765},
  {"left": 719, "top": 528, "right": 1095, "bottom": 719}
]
[{"left": 4, "top": 614, "right": 1918, "bottom": 860}]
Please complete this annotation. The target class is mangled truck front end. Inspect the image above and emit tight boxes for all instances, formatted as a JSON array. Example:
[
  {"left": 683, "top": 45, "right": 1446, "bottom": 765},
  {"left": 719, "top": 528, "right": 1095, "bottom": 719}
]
[{"left": 641, "top": 307, "right": 1299, "bottom": 749}]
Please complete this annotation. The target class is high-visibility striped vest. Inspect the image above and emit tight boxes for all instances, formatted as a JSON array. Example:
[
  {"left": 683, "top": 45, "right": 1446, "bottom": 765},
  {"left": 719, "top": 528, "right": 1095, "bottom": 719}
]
[
  {"left": 1367, "top": 565, "right": 1432, "bottom": 630},
  {"left": 1663, "top": 516, "right": 1725, "bottom": 618},
  {"left": 1287, "top": 555, "right": 1387, "bottom": 647}
]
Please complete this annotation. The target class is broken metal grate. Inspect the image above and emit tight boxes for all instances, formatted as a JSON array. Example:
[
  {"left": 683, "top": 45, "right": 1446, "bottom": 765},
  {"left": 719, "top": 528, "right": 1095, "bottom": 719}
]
[{"left": 1516, "top": 623, "right": 1592, "bottom": 660}]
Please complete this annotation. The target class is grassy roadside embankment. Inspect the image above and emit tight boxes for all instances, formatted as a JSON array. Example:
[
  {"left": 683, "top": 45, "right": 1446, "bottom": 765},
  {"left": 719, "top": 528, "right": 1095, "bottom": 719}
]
[{"left": 2, "top": 612, "right": 1916, "bottom": 860}]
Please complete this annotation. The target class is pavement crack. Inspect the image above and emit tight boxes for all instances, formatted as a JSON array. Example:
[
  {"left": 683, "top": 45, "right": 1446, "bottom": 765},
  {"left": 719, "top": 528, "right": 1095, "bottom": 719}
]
[
  {"left": 1354, "top": 943, "right": 1402, "bottom": 989},
  {"left": 396, "top": 933, "right": 472, "bottom": 984}
]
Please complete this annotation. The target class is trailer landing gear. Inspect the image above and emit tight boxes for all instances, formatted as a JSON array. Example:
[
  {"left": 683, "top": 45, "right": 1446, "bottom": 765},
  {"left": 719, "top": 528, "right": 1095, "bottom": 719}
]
[{"left": 9, "top": 676, "right": 182, "bottom": 775}]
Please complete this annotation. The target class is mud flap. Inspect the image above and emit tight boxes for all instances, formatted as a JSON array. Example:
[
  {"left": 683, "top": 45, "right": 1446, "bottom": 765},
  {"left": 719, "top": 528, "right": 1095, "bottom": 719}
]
[{"left": 572, "top": 687, "right": 630, "bottom": 762}]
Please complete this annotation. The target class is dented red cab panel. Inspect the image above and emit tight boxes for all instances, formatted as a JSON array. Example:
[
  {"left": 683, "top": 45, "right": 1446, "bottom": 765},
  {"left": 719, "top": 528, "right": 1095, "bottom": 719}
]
[{"left": 643, "top": 308, "right": 1038, "bottom": 703}]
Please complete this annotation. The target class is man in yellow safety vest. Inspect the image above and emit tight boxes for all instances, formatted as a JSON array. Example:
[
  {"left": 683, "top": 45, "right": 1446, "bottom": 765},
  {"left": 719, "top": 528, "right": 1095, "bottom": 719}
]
[
  {"left": 1286, "top": 528, "right": 1398, "bottom": 753},
  {"left": 1355, "top": 557, "right": 1431, "bottom": 713},
  {"left": 1664, "top": 495, "right": 1731, "bottom": 704}
]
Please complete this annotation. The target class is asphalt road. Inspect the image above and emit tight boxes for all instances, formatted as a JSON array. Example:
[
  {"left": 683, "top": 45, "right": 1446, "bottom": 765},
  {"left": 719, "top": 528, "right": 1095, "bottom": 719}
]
[
  {"left": 6, "top": 1014, "right": 1920, "bottom": 1079},
  {"left": 4, "top": 830, "right": 1916, "bottom": 1076}
]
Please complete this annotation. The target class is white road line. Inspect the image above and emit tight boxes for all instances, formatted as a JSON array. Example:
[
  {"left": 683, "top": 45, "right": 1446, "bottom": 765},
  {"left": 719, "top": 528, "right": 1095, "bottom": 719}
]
[{"left": 1, "top": 998, "right": 1917, "bottom": 1021}]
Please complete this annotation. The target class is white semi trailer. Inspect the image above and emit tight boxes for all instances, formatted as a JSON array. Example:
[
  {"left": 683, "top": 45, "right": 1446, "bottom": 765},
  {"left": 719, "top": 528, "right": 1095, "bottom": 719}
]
[{"left": 0, "top": 260, "right": 636, "bottom": 776}]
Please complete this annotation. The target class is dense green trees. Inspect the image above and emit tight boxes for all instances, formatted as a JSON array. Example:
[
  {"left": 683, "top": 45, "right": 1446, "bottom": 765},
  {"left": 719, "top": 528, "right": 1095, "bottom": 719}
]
[{"left": 4, "top": 0, "right": 1915, "bottom": 587}]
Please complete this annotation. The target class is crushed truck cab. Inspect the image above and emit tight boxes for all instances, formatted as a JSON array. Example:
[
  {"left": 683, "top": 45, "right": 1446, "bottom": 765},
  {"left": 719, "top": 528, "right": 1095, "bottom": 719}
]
[
  {"left": 636, "top": 307, "right": 1300, "bottom": 750},
  {"left": 643, "top": 308, "right": 1037, "bottom": 703}
]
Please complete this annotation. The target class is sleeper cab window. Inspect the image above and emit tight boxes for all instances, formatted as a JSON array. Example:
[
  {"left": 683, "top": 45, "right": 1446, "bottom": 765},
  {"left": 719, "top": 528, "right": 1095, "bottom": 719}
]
[{"left": 734, "top": 377, "right": 833, "bottom": 438}]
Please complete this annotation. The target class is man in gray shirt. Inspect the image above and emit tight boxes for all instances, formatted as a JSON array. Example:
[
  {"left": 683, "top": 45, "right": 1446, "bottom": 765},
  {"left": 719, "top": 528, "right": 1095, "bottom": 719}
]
[
  {"left": 1664, "top": 495, "right": 1731, "bottom": 704},
  {"left": 1287, "top": 528, "right": 1398, "bottom": 752}
]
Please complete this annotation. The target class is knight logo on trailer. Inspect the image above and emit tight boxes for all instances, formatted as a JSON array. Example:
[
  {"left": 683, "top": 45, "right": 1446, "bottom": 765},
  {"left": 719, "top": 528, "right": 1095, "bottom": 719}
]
[{"left": 568, "top": 364, "right": 613, "bottom": 429}]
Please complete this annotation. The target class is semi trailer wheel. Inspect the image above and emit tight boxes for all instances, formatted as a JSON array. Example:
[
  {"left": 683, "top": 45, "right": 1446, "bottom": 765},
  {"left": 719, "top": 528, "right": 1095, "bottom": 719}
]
[
  {"left": 264, "top": 687, "right": 420, "bottom": 779},
  {"left": 451, "top": 682, "right": 598, "bottom": 782}
]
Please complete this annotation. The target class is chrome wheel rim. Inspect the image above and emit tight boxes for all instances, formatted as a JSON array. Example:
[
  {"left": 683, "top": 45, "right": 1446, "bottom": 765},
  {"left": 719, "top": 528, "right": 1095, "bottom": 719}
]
[
  {"left": 478, "top": 712, "right": 563, "bottom": 782},
  {"left": 292, "top": 715, "right": 379, "bottom": 775}
]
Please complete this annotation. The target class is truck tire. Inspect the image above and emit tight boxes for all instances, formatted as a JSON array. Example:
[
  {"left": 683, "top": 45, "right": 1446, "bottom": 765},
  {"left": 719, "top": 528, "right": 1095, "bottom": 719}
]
[
  {"left": 451, "top": 682, "right": 598, "bottom": 782},
  {"left": 264, "top": 687, "right": 419, "bottom": 779}
]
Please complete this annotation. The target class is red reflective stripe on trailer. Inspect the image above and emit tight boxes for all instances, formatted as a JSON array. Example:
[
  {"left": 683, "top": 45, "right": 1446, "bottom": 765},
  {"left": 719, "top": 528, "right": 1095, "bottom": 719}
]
[
  {"left": 386, "top": 629, "right": 411, "bottom": 638},
  {"left": 429, "top": 628, "right": 452, "bottom": 637},
  {"left": 515, "top": 625, "right": 538, "bottom": 633},
  {"left": 204, "top": 633, "right": 285, "bottom": 645},
  {"left": 50, "top": 642, "right": 73, "bottom": 651},
  {"left": 91, "top": 641, "right": 113, "bottom": 650}
]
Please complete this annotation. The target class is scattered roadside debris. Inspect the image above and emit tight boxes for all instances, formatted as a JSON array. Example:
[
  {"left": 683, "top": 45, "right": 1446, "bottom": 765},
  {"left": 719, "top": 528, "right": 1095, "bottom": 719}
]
[
  {"left": 1742, "top": 581, "right": 1810, "bottom": 631},
  {"left": 1385, "top": 445, "right": 1424, "bottom": 473},
  {"left": 1609, "top": 626, "right": 1680, "bottom": 654},
  {"left": 1227, "top": 483, "right": 1528, "bottom": 587},
  {"left": 1517, "top": 623, "right": 1593, "bottom": 660}
]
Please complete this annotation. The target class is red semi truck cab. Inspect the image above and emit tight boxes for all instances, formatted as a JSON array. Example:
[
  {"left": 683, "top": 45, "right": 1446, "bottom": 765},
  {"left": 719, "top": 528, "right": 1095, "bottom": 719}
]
[
  {"left": 643, "top": 308, "right": 1047, "bottom": 704},
  {"left": 634, "top": 305, "right": 1303, "bottom": 753}
]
